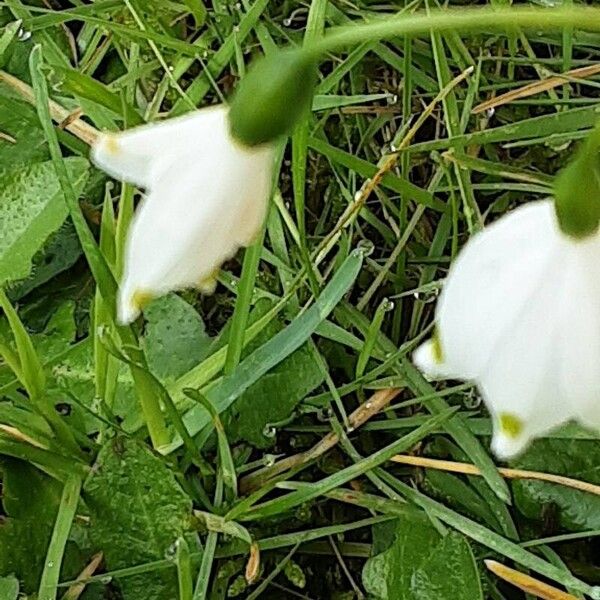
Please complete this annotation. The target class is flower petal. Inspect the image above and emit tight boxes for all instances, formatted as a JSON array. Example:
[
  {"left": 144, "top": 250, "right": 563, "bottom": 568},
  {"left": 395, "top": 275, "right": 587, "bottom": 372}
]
[
  {"left": 478, "top": 251, "right": 574, "bottom": 459},
  {"left": 437, "top": 200, "right": 561, "bottom": 379},
  {"left": 116, "top": 127, "right": 274, "bottom": 324},
  {"left": 91, "top": 106, "right": 231, "bottom": 190},
  {"left": 412, "top": 338, "right": 461, "bottom": 381},
  {"left": 557, "top": 239, "right": 600, "bottom": 431}
]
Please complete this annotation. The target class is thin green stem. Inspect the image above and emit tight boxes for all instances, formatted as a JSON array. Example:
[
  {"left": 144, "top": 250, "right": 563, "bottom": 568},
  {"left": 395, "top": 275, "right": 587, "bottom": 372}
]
[{"left": 310, "top": 7, "right": 600, "bottom": 57}]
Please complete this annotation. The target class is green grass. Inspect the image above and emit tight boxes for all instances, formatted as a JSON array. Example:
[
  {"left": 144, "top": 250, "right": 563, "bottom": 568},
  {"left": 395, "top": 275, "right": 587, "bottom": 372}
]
[{"left": 0, "top": 1, "right": 600, "bottom": 599}]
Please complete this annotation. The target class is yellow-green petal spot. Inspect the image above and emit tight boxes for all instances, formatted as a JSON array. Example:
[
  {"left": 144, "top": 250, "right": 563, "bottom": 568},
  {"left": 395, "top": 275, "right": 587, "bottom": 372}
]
[
  {"left": 498, "top": 413, "right": 524, "bottom": 439},
  {"left": 431, "top": 328, "right": 444, "bottom": 364},
  {"left": 554, "top": 121, "right": 600, "bottom": 239},
  {"left": 229, "top": 49, "right": 317, "bottom": 147},
  {"left": 132, "top": 289, "right": 154, "bottom": 313}
]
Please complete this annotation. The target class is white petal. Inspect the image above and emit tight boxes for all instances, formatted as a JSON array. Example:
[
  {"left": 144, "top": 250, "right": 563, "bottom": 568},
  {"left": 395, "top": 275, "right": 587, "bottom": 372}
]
[
  {"left": 437, "top": 200, "right": 561, "bottom": 379},
  {"left": 91, "top": 106, "right": 231, "bottom": 189},
  {"left": 412, "top": 339, "right": 461, "bottom": 380},
  {"left": 116, "top": 115, "right": 274, "bottom": 324},
  {"left": 478, "top": 251, "right": 574, "bottom": 459},
  {"left": 557, "top": 238, "right": 600, "bottom": 430}
]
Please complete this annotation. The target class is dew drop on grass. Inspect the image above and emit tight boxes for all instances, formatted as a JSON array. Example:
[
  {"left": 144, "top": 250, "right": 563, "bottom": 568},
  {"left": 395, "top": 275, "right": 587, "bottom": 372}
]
[{"left": 17, "top": 27, "right": 31, "bottom": 41}]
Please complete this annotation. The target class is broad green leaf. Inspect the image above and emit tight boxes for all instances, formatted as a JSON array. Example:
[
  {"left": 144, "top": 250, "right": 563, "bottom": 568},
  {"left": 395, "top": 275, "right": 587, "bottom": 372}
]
[
  {"left": 226, "top": 315, "right": 324, "bottom": 448},
  {"left": 362, "top": 516, "right": 483, "bottom": 600},
  {"left": 513, "top": 439, "right": 600, "bottom": 531},
  {"left": 0, "top": 575, "right": 18, "bottom": 600},
  {"left": 143, "top": 294, "right": 211, "bottom": 383},
  {"left": 8, "top": 222, "right": 82, "bottom": 300},
  {"left": 0, "top": 459, "right": 83, "bottom": 592},
  {"left": 0, "top": 85, "right": 48, "bottom": 167},
  {"left": 0, "top": 157, "right": 89, "bottom": 286},
  {"left": 84, "top": 437, "right": 193, "bottom": 600}
]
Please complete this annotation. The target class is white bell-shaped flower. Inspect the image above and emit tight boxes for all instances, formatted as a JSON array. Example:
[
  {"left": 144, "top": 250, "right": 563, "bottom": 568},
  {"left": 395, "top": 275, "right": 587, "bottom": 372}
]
[
  {"left": 414, "top": 200, "right": 600, "bottom": 459},
  {"left": 92, "top": 106, "right": 274, "bottom": 324}
]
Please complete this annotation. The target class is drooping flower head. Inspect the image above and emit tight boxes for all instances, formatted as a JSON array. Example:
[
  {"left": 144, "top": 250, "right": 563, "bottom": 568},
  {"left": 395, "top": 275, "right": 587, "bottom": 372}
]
[
  {"left": 414, "top": 127, "right": 600, "bottom": 459},
  {"left": 91, "top": 49, "right": 317, "bottom": 325},
  {"left": 93, "top": 106, "right": 274, "bottom": 324}
]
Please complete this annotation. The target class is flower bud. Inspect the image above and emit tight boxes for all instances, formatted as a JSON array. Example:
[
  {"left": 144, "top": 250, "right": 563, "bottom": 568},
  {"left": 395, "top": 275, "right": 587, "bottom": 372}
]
[
  {"left": 554, "top": 123, "right": 600, "bottom": 238},
  {"left": 229, "top": 49, "right": 317, "bottom": 147}
]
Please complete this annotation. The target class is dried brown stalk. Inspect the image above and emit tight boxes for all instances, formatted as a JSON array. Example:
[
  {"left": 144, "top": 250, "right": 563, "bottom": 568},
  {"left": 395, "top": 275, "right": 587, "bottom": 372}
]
[
  {"left": 0, "top": 70, "right": 99, "bottom": 145},
  {"left": 240, "top": 388, "right": 402, "bottom": 493},
  {"left": 473, "top": 63, "right": 600, "bottom": 114},
  {"left": 391, "top": 454, "right": 600, "bottom": 496},
  {"left": 485, "top": 560, "right": 579, "bottom": 600}
]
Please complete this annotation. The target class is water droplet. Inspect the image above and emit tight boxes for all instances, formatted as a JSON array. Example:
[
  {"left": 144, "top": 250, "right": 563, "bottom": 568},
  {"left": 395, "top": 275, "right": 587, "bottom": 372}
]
[
  {"left": 355, "top": 239, "right": 374, "bottom": 257},
  {"left": 390, "top": 143, "right": 398, "bottom": 152},
  {"left": 354, "top": 190, "right": 363, "bottom": 202},
  {"left": 164, "top": 541, "right": 178, "bottom": 560},
  {"left": 381, "top": 298, "right": 395, "bottom": 312},
  {"left": 262, "top": 425, "right": 276, "bottom": 438},
  {"left": 47, "top": 561, "right": 54, "bottom": 568},
  {"left": 365, "top": 402, "right": 373, "bottom": 409},
  {"left": 464, "top": 389, "right": 482, "bottom": 409},
  {"left": 316, "top": 408, "right": 333, "bottom": 422},
  {"left": 17, "top": 27, "right": 31, "bottom": 41},
  {"left": 168, "top": 65, "right": 174, "bottom": 71},
  {"left": 283, "top": 18, "right": 291, "bottom": 26},
  {"left": 412, "top": 287, "right": 439, "bottom": 303}
]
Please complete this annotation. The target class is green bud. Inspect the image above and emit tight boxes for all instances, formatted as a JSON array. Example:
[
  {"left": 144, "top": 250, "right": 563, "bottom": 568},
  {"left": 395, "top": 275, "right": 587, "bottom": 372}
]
[
  {"left": 554, "top": 123, "right": 600, "bottom": 238},
  {"left": 229, "top": 49, "right": 317, "bottom": 147}
]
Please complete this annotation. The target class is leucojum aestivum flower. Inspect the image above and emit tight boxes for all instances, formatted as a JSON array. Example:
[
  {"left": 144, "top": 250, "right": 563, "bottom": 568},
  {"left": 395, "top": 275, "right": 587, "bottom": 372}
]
[
  {"left": 414, "top": 126, "right": 600, "bottom": 459},
  {"left": 91, "top": 50, "right": 316, "bottom": 325}
]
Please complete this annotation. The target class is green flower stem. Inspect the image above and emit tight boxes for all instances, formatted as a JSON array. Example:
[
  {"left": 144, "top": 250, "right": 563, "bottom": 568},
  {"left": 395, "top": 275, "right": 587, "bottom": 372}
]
[{"left": 308, "top": 6, "right": 600, "bottom": 57}]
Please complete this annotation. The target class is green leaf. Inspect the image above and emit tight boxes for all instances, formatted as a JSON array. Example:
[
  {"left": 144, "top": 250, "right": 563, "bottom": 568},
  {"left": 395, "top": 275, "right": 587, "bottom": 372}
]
[
  {"left": 226, "top": 317, "right": 324, "bottom": 448},
  {"left": 83, "top": 437, "right": 193, "bottom": 600},
  {"left": 0, "top": 575, "right": 19, "bottom": 600},
  {"left": 0, "top": 459, "right": 62, "bottom": 591},
  {"left": 170, "top": 248, "right": 364, "bottom": 452},
  {"left": 0, "top": 86, "right": 48, "bottom": 167},
  {"left": 142, "top": 294, "right": 211, "bottom": 383},
  {"left": 8, "top": 222, "right": 82, "bottom": 300},
  {"left": 0, "top": 157, "right": 88, "bottom": 286},
  {"left": 513, "top": 438, "right": 600, "bottom": 531},
  {"left": 362, "top": 516, "right": 483, "bottom": 600}
]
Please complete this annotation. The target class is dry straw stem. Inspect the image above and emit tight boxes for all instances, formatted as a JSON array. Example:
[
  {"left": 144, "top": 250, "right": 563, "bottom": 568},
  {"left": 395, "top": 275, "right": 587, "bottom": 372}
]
[
  {"left": 240, "top": 388, "right": 402, "bottom": 493},
  {"left": 0, "top": 70, "right": 99, "bottom": 145},
  {"left": 473, "top": 63, "right": 600, "bottom": 114},
  {"left": 391, "top": 454, "right": 600, "bottom": 496},
  {"left": 0, "top": 424, "right": 48, "bottom": 449},
  {"left": 315, "top": 65, "right": 474, "bottom": 265},
  {"left": 63, "top": 552, "right": 104, "bottom": 600},
  {"left": 485, "top": 560, "right": 579, "bottom": 600}
]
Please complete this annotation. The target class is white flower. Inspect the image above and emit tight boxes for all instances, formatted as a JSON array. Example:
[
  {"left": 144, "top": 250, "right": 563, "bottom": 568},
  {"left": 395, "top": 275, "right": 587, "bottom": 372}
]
[
  {"left": 91, "top": 106, "right": 274, "bottom": 325},
  {"left": 413, "top": 200, "right": 600, "bottom": 459}
]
